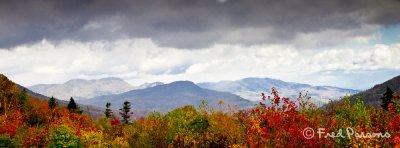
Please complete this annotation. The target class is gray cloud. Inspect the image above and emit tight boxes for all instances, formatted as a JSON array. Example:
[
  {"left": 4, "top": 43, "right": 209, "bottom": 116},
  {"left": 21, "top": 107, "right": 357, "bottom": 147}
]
[
  {"left": 1, "top": 38, "right": 400, "bottom": 89},
  {"left": 0, "top": 0, "right": 399, "bottom": 48}
]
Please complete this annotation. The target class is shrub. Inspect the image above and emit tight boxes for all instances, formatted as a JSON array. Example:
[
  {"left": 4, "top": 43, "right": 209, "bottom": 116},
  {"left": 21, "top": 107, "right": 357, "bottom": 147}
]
[
  {"left": 0, "top": 134, "right": 17, "bottom": 147},
  {"left": 49, "top": 125, "right": 83, "bottom": 148},
  {"left": 189, "top": 115, "right": 209, "bottom": 133}
]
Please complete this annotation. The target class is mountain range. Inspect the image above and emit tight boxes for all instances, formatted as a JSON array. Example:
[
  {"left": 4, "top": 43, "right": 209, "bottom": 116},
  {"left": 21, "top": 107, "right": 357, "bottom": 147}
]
[
  {"left": 198, "top": 78, "right": 359, "bottom": 104},
  {"left": 29, "top": 77, "right": 134, "bottom": 100},
  {"left": 30, "top": 77, "right": 358, "bottom": 104},
  {"left": 6, "top": 73, "right": 399, "bottom": 118},
  {"left": 77, "top": 81, "right": 252, "bottom": 112},
  {"left": 28, "top": 77, "right": 360, "bottom": 111}
]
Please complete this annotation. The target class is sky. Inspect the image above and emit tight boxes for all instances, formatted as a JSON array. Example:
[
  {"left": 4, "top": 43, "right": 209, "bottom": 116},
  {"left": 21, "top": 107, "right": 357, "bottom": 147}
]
[{"left": 0, "top": 0, "right": 399, "bottom": 90}]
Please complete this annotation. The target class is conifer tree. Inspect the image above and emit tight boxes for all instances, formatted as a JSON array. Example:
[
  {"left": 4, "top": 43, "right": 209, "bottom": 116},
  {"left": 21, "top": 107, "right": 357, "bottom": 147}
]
[
  {"left": 119, "top": 101, "right": 132, "bottom": 124},
  {"left": 67, "top": 97, "right": 82, "bottom": 114},
  {"left": 104, "top": 102, "right": 113, "bottom": 118},
  {"left": 380, "top": 87, "right": 394, "bottom": 111},
  {"left": 48, "top": 96, "right": 57, "bottom": 109}
]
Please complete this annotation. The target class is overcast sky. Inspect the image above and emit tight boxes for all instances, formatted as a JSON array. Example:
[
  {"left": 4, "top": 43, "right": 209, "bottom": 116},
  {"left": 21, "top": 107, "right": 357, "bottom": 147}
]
[{"left": 0, "top": 0, "right": 400, "bottom": 90}]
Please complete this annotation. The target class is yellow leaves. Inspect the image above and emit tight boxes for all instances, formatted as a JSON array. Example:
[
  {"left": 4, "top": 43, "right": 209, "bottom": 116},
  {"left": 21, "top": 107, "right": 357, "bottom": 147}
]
[
  {"left": 111, "top": 137, "right": 129, "bottom": 148},
  {"left": 81, "top": 130, "right": 104, "bottom": 148},
  {"left": 347, "top": 126, "right": 382, "bottom": 148},
  {"left": 95, "top": 116, "right": 112, "bottom": 132},
  {"left": 218, "top": 100, "right": 224, "bottom": 106},
  {"left": 0, "top": 77, "right": 19, "bottom": 115}
]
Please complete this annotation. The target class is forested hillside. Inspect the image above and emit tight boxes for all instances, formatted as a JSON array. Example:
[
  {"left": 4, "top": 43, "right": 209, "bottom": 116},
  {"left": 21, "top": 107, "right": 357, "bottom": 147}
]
[{"left": 351, "top": 75, "right": 400, "bottom": 107}]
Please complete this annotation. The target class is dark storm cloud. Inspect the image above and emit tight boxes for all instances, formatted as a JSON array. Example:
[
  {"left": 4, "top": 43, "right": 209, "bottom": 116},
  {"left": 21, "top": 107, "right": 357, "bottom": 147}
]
[{"left": 0, "top": 0, "right": 399, "bottom": 48}]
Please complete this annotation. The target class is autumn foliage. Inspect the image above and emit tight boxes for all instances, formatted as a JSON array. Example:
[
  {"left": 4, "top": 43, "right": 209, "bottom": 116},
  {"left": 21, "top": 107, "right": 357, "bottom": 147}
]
[{"left": 1, "top": 74, "right": 400, "bottom": 147}]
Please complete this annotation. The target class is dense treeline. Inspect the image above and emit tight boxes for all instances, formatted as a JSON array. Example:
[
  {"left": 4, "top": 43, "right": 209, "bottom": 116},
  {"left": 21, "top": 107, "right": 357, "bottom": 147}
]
[{"left": 1, "top": 74, "right": 400, "bottom": 147}]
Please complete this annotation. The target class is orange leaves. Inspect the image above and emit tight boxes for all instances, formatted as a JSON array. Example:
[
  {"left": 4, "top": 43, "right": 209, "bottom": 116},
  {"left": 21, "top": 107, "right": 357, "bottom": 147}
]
[
  {"left": 1, "top": 84, "right": 400, "bottom": 147},
  {"left": 0, "top": 111, "right": 25, "bottom": 137},
  {"left": 0, "top": 93, "right": 100, "bottom": 146},
  {"left": 394, "top": 135, "right": 400, "bottom": 148}
]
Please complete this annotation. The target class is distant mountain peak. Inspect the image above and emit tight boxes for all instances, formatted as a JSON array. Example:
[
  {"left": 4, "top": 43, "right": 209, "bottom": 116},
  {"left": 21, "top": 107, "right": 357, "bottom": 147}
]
[
  {"left": 79, "top": 80, "right": 251, "bottom": 111},
  {"left": 29, "top": 77, "right": 134, "bottom": 100},
  {"left": 65, "top": 79, "right": 87, "bottom": 84},
  {"left": 169, "top": 80, "right": 196, "bottom": 85},
  {"left": 137, "top": 82, "right": 164, "bottom": 89},
  {"left": 198, "top": 77, "right": 359, "bottom": 104},
  {"left": 242, "top": 77, "right": 279, "bottom": 81},
  {"left": 98, "top": 77, "right": 125, "bottom": 81},
  {"left": 167, "top": 81, "right": 201, "bottom": 90},
  {"left": 65, "top": 77, "right": 125, "bottom": 84}
]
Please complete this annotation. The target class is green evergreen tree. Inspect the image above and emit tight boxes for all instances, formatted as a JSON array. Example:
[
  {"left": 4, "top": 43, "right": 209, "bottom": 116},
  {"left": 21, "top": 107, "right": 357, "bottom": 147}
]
[
  {"left": 380, "top": 87, "right": 394, "bottom": 111},
  {"left": 104, "top": 102, "right": 113, "bottom": 118},
  {"left": 67, "top": 97, "right": 82, "bottom": 114},
  {"left": 48, "top": 96, "right": 57, "bottom": 109},
  {"left": 119, "top": 101, "right": 132, "bottom": 124}
]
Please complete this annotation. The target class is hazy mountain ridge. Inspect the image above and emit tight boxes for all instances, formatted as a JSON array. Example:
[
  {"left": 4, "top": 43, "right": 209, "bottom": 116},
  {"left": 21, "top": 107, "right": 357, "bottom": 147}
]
[
  {"left": 28, "top": 76, "right": 359, "bottom": 107},
  {"left": 78, "top": 81, "right": 252, "bottom": 112},
  {"left": 350, "top": 75, "right": 400, "bottom": 107},
  {"left": 29, "top": 77, "right": 135, "bottom": 100},
  {"left": 198, "top": 77, "right": 359, "bottom": 104}
]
